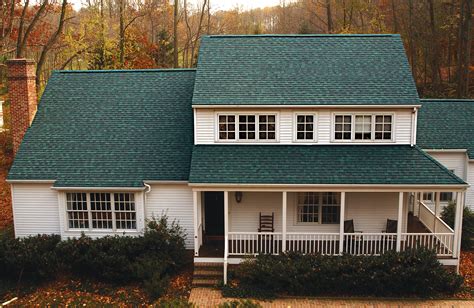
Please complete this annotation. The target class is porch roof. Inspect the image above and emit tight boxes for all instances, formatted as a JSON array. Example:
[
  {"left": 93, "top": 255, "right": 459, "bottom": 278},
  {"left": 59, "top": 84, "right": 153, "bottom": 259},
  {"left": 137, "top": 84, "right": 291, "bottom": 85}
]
[{"left": 189, "top": 145, "right": 466, "bottom": 186}]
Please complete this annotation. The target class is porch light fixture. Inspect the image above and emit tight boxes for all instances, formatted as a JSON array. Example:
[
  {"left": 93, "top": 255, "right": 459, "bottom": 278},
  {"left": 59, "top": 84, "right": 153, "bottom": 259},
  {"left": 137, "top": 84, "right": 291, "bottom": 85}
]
[{"left": 235, "top": 191, "right": 243, "bottom": 203}]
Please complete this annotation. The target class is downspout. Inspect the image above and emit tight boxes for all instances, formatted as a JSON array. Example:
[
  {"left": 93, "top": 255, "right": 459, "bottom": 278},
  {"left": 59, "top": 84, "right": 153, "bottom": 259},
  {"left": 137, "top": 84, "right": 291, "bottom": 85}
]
[
  {"left": 411, "top": 107, "right": 418, "bottom": 147},
  {"left": 143, "top": 183, "right": 152, "bottom": 231}
]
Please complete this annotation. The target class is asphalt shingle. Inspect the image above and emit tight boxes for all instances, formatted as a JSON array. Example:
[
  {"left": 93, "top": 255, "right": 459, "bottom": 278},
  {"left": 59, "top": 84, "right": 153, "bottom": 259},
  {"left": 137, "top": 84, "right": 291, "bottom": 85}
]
[
  {"left": 193, "top": 34, "right": 419, "bottom": 106},
  {"left": 189, "top": 145, "right": 465, "bottom": 185},
  {"left": 7, "top": 69, "right": 196, "bottom": 187}
]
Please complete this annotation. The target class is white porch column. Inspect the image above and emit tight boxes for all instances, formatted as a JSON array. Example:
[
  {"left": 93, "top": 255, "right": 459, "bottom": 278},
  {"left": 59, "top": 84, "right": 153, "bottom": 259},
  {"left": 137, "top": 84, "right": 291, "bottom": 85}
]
[
  {"left": 339, "top": 192, "right": 346, "bottom": 255},
  {"left": 282, "top": 191, "right": 287, "bottom": 253},
  {"left": 193, "top": 191, "right": 199, "bottom": 256},
  {"left": 223, "top": 191, "right": 229, "bottom": 284},
  {"left": 453, "top": 192, "right": 463, "bottom": 261},
  {"left": 396, "top": 192, "right": 404, "bottom": 252},
  {"left": 434, "top": 192, "right": 441, "bottom": 232}
]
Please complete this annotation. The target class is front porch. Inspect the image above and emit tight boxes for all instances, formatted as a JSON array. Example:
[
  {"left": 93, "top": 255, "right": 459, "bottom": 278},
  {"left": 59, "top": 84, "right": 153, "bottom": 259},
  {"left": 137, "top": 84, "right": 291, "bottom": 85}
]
[{"left": 192, "top": 189, "right": 465, "bottom": 276}]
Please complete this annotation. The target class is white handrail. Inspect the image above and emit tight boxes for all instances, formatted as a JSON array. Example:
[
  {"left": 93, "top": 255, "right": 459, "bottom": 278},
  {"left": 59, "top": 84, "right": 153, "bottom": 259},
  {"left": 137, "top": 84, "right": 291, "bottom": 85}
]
[{"left": 419, "top": 201, "right": 454, "bottom": 233}]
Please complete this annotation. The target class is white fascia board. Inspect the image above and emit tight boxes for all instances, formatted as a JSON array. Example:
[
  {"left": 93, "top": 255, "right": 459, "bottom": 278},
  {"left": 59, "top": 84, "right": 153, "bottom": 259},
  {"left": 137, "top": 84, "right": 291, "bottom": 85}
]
[
  {"left": 7, "top": 179, "right": 56, "bottom": 184},
  {"left": 192, "top": 104, "right": 422, "bottom": 109},
  {"left": 423, "top": 149, "right": 468, "bottom": 153},
  {"left": 51, "top": 187, "right": 146, "bottom": 191},
  {"left": 143, "top": 180, "right": 189, "bottom": 184}
]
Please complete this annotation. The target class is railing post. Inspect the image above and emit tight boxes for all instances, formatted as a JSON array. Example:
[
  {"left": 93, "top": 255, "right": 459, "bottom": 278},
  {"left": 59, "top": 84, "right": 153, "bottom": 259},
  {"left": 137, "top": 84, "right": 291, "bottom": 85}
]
[
  {"left": 396, "top": 192, "right": 404, "bottom": 252},
  {"left": 282, "top": 191, "right": 287, "bottom": 253},
  {"left": 193, "top": 190, "right": 199, "bottom": 257},
  {"left": 434, "top": 192, "right": 441, "bottom": 232},
  {"left": 223, "top": 191, "right": 229, "bottom": 284},
  {"left": 453, "top": 192, "right": 463, "bottom": 262},
  {"left": 339, "top": 192, "right": 346, "bottom": 255}
]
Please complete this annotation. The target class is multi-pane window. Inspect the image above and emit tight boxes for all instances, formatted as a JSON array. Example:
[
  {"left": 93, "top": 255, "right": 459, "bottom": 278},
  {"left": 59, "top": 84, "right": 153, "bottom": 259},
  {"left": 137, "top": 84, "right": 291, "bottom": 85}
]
[
  {"left": 218, "top": 114, "right": 277, "bottom": 141},
  {"left": 218, "top": 115, "right": 236, "bottom": 140},
  {"left": 297, "top": 192, "right": 340, "bottom": 224},
  {"left": 66, "top": 192, "right": 137, "bottom": 231},
  {"left": 296, "top": 115, "right": 315, "bottom": 140},
  {"left": 375, "top": 115, "right": 393, "bottom": 140},
  {"left": 90, "top": 193, "right": 113, "bottom": 229},
  {"left": 440, "top": 192, "right": 453, "bottom": 202},
  {"left": 258, "top": 115, "right": 276, "bottom": 140},
  {"left": 334, "top": 114, "right": 394, "bottom": 142},
  {"left": 66, "top": 193, "right": 89, "bottom": 229},
  {"left": 114, "top": 193, "right": 137, "bottom": 229},
  {"left": 334, "top": 115, "right": 352, "bottom": 140},
  {"left": 238, "top": 115, "right": 256, "bottom": 140},
  {"left": 355, "top": 115, "right": 372, "bottom": 140}
]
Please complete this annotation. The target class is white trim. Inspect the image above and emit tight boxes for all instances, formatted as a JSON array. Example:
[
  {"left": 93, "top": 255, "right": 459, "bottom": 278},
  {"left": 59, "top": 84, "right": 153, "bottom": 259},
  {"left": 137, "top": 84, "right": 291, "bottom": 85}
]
[
  {"left": 193, "top": 104, "right": 422, "bottom": 109},
  {"left": 189, "top": 183, "right": 469, "bottom": 190},
  {"left": 193, "top": 108, "right": 197, "bottom": 145},
  {"left": 439, "top": 259, "right": 459, "bottom": 266},
  {"left": 215, "top": 111, "right": 280, "bottom": 143},
  {"left": 424, "top": 149, "right": 468, "bottom": 153},
  {"left": 282, "top": 191, "right": 287, "bottom": 252},
  {"left": 330, "top": 112, "right": 396, "bottom": 143},
  {"left": 223, "top": 191, "right": 229, "bottom": 284},
  {"left": 52, "top": 187, "right": 146, "bottom": 191},
  {"left": 143, "top": 180, "right": 189, "bottom": 184},
  {"left": 293, "top": 112, "right": 318, "bottom": 143},
  {"left": 193, "top": 191, "right": 199, "bottom": 256},
  {"left": 7, "top": 179, "right": 56, "bottom": 183},
  {"left": 411, "top": 107, "right": 418, "bottom": 146},
  {"left": 339, "top": 192, "right": 345, "bottom": 254},
  {"left": 396, "top": 192, "right": 403, "bottom": 251}
]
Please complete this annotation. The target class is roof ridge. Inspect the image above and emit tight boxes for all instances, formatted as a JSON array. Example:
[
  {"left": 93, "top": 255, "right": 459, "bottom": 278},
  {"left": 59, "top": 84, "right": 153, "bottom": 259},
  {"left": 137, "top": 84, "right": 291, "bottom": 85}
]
[
  {"left": 55, "top": 68, "right": 196, "bottom": 74},
  {"left": 205, "top": 34, "right": 399, "bottom": 38},
  {"left": 414, "top": 146, "right": 466, "bottom": 184}
]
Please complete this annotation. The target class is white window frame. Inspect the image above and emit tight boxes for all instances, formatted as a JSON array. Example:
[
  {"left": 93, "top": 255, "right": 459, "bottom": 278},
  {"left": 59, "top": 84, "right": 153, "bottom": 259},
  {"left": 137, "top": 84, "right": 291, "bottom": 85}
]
[
  {"left": 65, "top": 192, "right": 138, "bottom": 232},
  {"left": 293, "top": 113, "right": 317, "bottom": 143},
  {"left": 295, "top": 192, "right": 341, "bottom": 225},
  {"left": 215, "top": 112, "right": 279, "bottom": 143},
  {"left": 331, "top": 112, "right": 396, "bottom": 143}
]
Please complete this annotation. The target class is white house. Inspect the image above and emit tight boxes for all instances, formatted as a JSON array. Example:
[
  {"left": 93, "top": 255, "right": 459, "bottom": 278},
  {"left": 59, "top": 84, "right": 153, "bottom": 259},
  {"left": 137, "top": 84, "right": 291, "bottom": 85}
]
[{"left": 6, "top": 35, "right": 473, "bottom": 283}]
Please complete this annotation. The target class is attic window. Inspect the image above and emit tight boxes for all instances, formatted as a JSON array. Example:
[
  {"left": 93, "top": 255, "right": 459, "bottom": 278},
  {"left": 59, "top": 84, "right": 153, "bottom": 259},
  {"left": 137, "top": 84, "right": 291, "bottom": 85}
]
[
  {"left": 66, "top": 192, "right": 137, "bottom": 231},
  {"left": 217, "top": 113, "right": 277, "bottom": 142}
]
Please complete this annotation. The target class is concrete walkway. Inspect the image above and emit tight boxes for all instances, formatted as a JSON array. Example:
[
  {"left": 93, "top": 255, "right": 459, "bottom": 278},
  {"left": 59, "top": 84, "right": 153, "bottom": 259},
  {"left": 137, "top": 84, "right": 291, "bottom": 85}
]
[{"left": 189, "top": 288, "right": 474, "bottom": 307}]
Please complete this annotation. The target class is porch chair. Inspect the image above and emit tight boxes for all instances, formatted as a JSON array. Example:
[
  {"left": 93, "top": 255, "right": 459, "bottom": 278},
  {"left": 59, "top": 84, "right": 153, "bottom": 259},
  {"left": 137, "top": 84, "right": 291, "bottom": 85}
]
[
  {"left": 258, "top": 212, "right": 275, "bottom": 253},
  {"left": 258, "top": 212, "right": 274, "bottom": 232},
  {"left": 383, "top": 219, "right": 398, "bottom": 233},
  {"left": 343, "top": 219, "right": 363, "bottom": 254}
]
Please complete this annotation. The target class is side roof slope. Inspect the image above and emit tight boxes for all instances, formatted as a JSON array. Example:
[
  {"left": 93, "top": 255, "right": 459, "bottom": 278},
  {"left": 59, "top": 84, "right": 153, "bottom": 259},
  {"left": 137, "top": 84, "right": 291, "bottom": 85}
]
[
  {"left": 417, "top": 99, "right": 474, "bottom": 159},
  {"left": 192, "top": 34, "right": 420, "bottom": 106},
  {"left": 8, "top": 69, "right": 196, "bottom": 187}
]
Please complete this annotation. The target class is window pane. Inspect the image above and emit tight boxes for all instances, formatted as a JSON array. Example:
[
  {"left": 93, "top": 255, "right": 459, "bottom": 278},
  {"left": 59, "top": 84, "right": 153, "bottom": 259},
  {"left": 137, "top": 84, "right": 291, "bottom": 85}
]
[
  {"left": 238, "top": 115, "right": 256, "bottom": 140},
  {"left": 297, "top": 192, "right": 319, "bottom": 223},
  {"left": 218, "top": 115, "right": 236, "bottom": 140},
  {"left": 334, "top": 115, "right": 351, "bottom": 140},
  {"left": 354, "top": 115, "right": 372, "bottom": 140},
  {"left": 375, "top": 115, "right": 392, "bottom": 140},
  {"left": 90, "top": 193, "right": 113, "bottom": 229},
  {"left": 258, "top": 115, "right": 276, "bottom": 140},
  {"left": 114, "top": 193, "right": 137, "bottom": 230},
  {"left": 296, "top": 114, "right": 314, "bottom": 140},
  {"left": 66, "top": 193, "right": 88, "bottom": 229}
]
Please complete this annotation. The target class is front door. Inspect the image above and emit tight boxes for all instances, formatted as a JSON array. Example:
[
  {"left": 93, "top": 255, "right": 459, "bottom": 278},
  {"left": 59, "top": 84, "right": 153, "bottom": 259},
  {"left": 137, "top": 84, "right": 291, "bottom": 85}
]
[{"left": 204, "top": 192, "right": 224, "bottom": 241}]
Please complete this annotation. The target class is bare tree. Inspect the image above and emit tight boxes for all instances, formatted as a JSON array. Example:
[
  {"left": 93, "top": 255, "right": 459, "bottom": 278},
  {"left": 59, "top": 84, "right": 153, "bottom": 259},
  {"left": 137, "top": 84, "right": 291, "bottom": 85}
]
[
  {"left": 457, "top": 0, "right": 473, "bottom": 97},
  {"left": 326, "top": 0, "right": 333, "bottom": 33},
  {"left": 173, "top": 0, "right": 179, "bottom": 67},
  {"left": 428, "top": 0, "right": 440, "bottom": 90}
]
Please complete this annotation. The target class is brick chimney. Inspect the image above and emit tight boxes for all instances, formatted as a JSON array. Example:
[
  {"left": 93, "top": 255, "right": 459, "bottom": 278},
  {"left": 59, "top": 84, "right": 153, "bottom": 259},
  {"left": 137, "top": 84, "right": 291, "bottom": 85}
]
[{"left": 7, "top": 59, "right": 37, "bottom": 155}]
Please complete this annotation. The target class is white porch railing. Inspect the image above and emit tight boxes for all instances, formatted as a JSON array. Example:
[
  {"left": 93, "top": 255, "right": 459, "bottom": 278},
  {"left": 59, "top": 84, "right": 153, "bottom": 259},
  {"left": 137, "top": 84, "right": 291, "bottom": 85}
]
[
  {"left": 228, "top": 232, "right": 282, "bottom": 255},
  {"left": 227, "top": 232, "right": 455, "bottom": 257},
  {"left": 401, "top": 233, "right": 454, "bottom": 256},
  {"left": 343, "top": 233, "right": 397, "bottom": 256},
  {"left": 287, "top": 233, "right": 339, "bottom": 255}
]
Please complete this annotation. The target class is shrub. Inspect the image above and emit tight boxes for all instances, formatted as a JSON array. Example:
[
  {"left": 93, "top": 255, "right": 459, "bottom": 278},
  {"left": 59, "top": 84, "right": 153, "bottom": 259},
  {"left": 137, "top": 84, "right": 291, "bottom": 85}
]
[
  {"left": 441, "top": 203, "right": 474, "bottom": 251},
  {"left": 0, "top": 232, "right": 61, "bottom": 282},
  {"left": 229, "top": 249, "right": 463, "bottom": 298},
  {"left": 218, "top": 299, "right": 262, "bottom": 308}
]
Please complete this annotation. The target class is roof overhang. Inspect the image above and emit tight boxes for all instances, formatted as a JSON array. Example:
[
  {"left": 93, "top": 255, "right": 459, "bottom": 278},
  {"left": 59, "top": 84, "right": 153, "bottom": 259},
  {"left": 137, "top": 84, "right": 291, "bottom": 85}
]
[
  {"left": 192, "top": 104, "right": 422, "bottom": 109},
  {"left": 423, "top": 149, "right": 468, "bottom": 153},
  {"left": 189, "top": 183, "right": 469, "bottom": 193},
  {"left": 51, "top": 186, "right": 146, "bottom": 191},
  {"left": 7, "top": 179, "right": 56, "bottom": 184}
]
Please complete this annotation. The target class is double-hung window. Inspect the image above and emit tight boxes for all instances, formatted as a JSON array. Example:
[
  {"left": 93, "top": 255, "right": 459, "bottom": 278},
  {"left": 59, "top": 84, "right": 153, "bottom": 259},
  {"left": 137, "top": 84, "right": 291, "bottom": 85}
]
[
  {"left": 296, "top": 114, "right": 315, "bottom": 141},
  {"left": 297, "top": 192, "right": 340, "bottom": 224},
  {"left": 66, "top": 192, "right": 137, "bottom": 231},
  {"left": 217, "top": 113, "right": 277, "bottom": 142},
  {"left": 334, "top": 114, "right": 393, "bottom": 142}
]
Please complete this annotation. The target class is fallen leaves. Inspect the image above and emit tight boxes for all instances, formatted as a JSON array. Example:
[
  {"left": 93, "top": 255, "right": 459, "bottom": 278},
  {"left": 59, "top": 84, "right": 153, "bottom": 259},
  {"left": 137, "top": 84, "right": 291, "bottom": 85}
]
[
  {"left": 0, "top": 142, "right": 13, "bottom": 230},
  {"left": 456, "top": 251, "right": 474, "bottom": 299}
]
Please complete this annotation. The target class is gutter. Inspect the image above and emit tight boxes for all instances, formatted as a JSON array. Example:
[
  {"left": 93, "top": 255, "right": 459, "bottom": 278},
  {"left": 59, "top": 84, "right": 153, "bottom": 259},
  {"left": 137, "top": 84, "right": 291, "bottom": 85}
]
[
  {"left": 50, "top": 187, "right": 146, "bottom": 191},
  {"left": 192, "top": 104, "right": 422, "bottom": 109}
]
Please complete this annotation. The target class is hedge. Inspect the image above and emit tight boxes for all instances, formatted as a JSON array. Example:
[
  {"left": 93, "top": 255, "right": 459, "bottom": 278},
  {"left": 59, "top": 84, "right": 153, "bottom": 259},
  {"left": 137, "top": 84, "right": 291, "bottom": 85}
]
[
  {"left": 0, "top": 215, "right": 187, "bottom": 300},
  {"left": 441, "top": 203, "right": 474, "bottom": 251},
  {"left": 225, "top": 249, "right": 463, "bottom": 298}
]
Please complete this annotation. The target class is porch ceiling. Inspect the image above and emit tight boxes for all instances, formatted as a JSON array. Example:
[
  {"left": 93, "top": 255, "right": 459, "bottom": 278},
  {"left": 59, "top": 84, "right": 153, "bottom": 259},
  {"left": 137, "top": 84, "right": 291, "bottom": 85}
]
[{"left": 189, "top": 145, "right": 466, "bottom": 187}]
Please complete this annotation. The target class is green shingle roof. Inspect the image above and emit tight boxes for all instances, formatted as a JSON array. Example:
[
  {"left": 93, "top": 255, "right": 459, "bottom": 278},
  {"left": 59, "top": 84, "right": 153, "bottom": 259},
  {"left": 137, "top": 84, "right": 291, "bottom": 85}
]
[
  {"left": 189, "top": 145, "right": 465, "bottom": 185},
  {"left": 7, "top": 69, "right": 196, "bottom": 187},
  {"left": 417, "top": 99, "right": 474, "bottom": 159},
  {"left": 192, "top": 34, "right": 420, "bottom": 106}
]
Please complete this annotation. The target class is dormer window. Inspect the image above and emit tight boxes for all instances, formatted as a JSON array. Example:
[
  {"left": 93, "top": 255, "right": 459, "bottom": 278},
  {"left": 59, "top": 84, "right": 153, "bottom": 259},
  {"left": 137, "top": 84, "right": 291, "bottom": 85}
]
[
  {"left": 333, "top": 113, "right": 394, "bottom": 142},
  {"left": 295, "top": 114, "right": 316, "bottom": 141},
  {"left": 217, "top": 113, "right": 277, "bottom": 142}
]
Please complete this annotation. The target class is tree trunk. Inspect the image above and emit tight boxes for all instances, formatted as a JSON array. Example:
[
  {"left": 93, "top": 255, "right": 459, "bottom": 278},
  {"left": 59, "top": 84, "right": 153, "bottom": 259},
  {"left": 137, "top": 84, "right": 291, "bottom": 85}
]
[
  {"left": 408, "top": 0, "right": 416, "bottom": 78},
  {"left": 36, "top": 0, "right": 68, "bottom": 88},
  {"left": 326, "top": 0, "right": 333, "bottom": 33},
  {"left": 173, "top": 0, "right": 179, "bottom": 68},
  {"left": 16, "top": 0, "right": 30, "bottom": 58},
  {"left": 428, "top": 0, "right": 440, "bottom": 92},
  {"left": 456, "top": 0, "right": 473, "bottom": 97},
  {"left": 119, "top": 0, "right": 125, "bottom": 68},
  {"left": 391, "top": 0, "right": 398, "bottom": 33}
]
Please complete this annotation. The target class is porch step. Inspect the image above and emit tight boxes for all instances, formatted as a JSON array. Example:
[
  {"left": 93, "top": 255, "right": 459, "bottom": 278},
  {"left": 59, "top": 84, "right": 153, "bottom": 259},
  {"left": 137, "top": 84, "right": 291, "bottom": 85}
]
[{"left": 192, "top": 262, "right": 223, "bottom": 287}]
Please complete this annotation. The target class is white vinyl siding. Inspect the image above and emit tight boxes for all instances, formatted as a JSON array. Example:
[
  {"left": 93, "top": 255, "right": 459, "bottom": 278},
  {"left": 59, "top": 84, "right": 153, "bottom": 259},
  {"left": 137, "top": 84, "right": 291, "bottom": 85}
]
[
  {"left": 194, "top": 108, "right": 413, "bottom": 145},
  {"left": 467, "top": 162, "right": 474, "bottom": 210},
  {"left": 145, "top": 184, "right": 194, "bottom": 249},
  {"left": 11, "top": 183, "right": 60, "bottom": 237},
  {"left": 426, "top": 152, "right": 466, "bottom": 181}
]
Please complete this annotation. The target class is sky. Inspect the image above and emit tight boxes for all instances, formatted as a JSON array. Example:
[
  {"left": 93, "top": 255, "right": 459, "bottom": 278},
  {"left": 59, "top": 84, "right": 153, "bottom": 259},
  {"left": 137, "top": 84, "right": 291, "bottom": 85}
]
[{"left": 70, "top": 0, "right": 290, "bottom": 12}]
